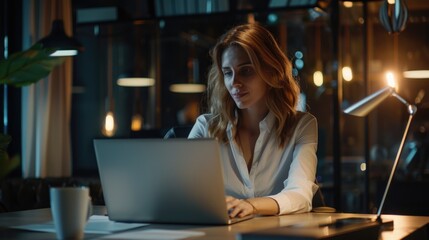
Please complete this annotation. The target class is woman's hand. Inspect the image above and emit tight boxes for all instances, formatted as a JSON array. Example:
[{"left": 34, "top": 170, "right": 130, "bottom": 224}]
[{"left": 225, "top": 196, "right": 256, "bottom": 218}]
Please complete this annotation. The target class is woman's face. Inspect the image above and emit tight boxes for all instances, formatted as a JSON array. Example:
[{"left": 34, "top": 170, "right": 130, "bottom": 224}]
[{"left": 221, "top": 45, "right": 268, "bottom": 110}]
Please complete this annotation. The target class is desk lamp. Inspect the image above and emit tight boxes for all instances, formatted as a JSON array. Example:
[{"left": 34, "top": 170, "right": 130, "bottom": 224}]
[{"left": 344, "top": 78, "right": 417, "bottom": 225}]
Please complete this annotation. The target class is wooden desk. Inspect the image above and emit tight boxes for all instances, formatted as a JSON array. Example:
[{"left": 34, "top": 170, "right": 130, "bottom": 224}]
[{"left": 0, "top": 206, "right": 428, "bottom": 239}]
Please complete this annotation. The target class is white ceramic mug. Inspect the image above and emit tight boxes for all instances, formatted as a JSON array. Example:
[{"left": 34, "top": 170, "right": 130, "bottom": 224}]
[{"left": 50, "top": 187, "right": 92, "bottom": 240}]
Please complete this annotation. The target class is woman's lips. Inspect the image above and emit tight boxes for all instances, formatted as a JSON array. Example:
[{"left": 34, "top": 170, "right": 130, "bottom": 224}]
[{"left": 232, "top": 91, "right": 248, "bottom": 99}]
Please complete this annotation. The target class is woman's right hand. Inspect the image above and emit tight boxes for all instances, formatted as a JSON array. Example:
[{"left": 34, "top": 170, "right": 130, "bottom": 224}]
[{"left": 225, "top": 196, "right": 256, "bottom": 218}]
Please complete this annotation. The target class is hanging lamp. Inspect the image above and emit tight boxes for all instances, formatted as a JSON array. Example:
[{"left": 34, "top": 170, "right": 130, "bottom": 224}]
[
  {"left": 169, "top": 58, "right": 206, "bottom": 93},
  {"left": 379, "top": 0, "right": 408, "bottom": 34},
  {"left": 37, "top": 19, "right": 84, "bottom": 56}
]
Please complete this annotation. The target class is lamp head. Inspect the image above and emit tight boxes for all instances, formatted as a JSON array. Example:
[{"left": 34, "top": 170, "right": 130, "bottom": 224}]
[{"left": 344, "top": 87, "right": 395, "bottom": 117}]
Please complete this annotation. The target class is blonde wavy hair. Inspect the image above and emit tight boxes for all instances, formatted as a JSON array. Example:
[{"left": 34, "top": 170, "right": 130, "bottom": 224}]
[{"left": 207, "top": 23, "right": 300, "bottom": 147}]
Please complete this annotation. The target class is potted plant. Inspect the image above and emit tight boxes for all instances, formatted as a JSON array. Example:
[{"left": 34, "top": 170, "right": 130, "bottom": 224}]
[{"left": 0, "top": 44, "right": 64, "bottom": 179}]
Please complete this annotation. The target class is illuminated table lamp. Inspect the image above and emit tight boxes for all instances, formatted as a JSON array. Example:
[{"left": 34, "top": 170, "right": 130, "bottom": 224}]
[{"left": 344, "top": 72, "right": 417, "bottom": 225}]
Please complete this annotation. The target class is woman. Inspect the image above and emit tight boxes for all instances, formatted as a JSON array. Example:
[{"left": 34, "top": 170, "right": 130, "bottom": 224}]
[{"left": 188, "top": 23, "right": 318, "bottom": 218}]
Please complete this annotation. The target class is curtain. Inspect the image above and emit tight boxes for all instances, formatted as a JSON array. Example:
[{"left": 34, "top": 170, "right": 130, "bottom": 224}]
[{"left": 22, "top": 0, "right": 73, "bottom": 177}]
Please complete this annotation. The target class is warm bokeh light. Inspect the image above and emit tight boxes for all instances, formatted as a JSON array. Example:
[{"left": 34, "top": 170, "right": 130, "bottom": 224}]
[
  {"left": 403, "top": 70, "right": 429, "bottom": 79},
  {"left": 343, "top": 1, "right": 353, "bottom": 8},
  {"left": 103, "top": 111, "right": 116, "bottom": 137},
  {"left": 386, "top": 71, "right": 396, "bottom": 88},
  {"left": 313, "top": 71, "right": 324, "bottom": 86},
  {"left": 360, "top": 163, "right": 366, "bottom": 172},
  {"left": 117, "top": 78, "right": 155, "bottom": 87},
  {"left": 342, "top": 66, "right": 353, "bottom": 81},
  {"left": 169, "top": 83, "right": 206, "bottom": 93},
  {"left": 388, "top": 0, "right": 395, "bottom": 4},
  {"left": 131, "top": 114, "right": 143, "bottom": 131}
]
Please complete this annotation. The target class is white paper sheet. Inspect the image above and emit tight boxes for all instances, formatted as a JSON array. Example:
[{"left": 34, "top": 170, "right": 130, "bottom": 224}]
[
  {"left": 99, "top": 229, "right": 206, "bottom": 240},
  {"left": 11, "top": 215, "right": 147, "bottom": 234}
]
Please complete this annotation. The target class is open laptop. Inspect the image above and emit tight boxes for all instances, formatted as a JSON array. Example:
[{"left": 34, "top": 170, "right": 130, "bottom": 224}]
[{"left": 93, "top": 138, "right": 253, "bottom": 225}]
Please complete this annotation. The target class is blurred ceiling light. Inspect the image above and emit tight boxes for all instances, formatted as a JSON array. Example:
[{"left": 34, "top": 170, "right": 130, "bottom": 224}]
[
  {"left": 343, "top": 1, "right": 353, "bottom": 8},
  {"left": 387, "top": 0, "right": 395, "bottom": 4},
  {"left": 403, "top": 70, "right": 429, "bottom": 79},
  {"left": 342, "top": 66, "right": 353, "bottom": 81},
  {"left": 169, "top": 83, "right": 206, "bottom": 93},
  {"left": 170, "top": 58, "right": 206, "bottom": 93},
  {"left": 117, "top": 77, "right": 155, "bottom": 87}
]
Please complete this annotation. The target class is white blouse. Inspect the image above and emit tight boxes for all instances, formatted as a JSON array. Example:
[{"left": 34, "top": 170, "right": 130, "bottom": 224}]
[{"left": 188, "top": 111, "right": 319, "bottom": 215}]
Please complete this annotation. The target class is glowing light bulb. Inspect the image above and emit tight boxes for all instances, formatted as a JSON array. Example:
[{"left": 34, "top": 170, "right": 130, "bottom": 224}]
[
  {"left": 342, "top": 66, "right": 353, "bottom": 81},
  {"left": 386, "top": 71, "right": 397, "bottom": 91},
  {"left": 131, "top": 114, "right": 143, "bottom": 131},
  {"left": 103, "top": 111, "right": 116, "bottom": 137},
  {"left": 360, "top": 163, "right": 366, "bottom": 171},
  {"left": 313, "top": 71, "right": 324, "bottom": 86}
]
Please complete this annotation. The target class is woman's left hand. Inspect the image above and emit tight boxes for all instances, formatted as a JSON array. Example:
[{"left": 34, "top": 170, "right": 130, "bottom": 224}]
[{"left": 225, "top": 196, "right": 256, "bottom": 218}]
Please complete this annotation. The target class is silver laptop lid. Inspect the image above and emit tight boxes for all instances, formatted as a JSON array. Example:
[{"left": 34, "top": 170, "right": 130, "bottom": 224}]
[{"left": 94, "top": 138, "right": 238, "bottom": 225}]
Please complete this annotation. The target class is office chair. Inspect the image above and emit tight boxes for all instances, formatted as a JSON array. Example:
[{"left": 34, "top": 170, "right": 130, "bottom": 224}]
[
  {"left": 163, "top": 125, "right": 193, "bottom": 138},
  {"left": 312, "top": 180, "right": 336, "bottom": 213},
  {"left": 0, "top": 201, "right": 7, "bottom": 213}
]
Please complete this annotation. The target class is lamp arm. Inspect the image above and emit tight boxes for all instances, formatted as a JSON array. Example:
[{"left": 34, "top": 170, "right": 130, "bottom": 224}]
[
  {"left": 376, "top": 111, "right": 415, "bottom": 220},
  {"left": 392, "top": 92, "right": 418, "bottom": 115},
  {"left": 392, "top": 92, "right": 409, "bottom": 106}
]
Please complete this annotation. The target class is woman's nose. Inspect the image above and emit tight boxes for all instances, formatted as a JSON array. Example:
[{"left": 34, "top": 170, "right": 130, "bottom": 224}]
[{"left": 232, "top": 76, "right": 242, "bottom": 87}]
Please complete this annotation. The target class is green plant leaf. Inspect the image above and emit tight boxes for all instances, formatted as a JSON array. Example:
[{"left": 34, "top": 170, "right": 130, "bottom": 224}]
[
  {"left": 0, "top": 44, "right": 64, "bottom": 179},
  {"left": 0, "top": 133, "right": 11, "bottom": 149},
  {"left": 0, "top": 154, "right": 20, "bottom": 180},
  {"left": 0, "top": 133, "right": 19, "bottom": 180},
  {"left": 0, "top": 44, "right": 64, "bottom": 87}
]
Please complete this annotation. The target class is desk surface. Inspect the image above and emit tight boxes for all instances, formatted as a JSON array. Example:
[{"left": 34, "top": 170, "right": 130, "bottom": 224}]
[{"left": 0, "top": 206, "right": 428, "bottom": 240}]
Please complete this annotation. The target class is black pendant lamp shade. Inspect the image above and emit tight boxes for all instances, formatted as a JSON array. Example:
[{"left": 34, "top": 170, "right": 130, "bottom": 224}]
[{"left": 38, "top": 19, "right": 83, "bottom": 56}]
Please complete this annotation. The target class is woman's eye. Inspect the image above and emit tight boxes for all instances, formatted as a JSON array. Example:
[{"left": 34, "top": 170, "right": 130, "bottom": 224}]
[
  {"left": 223, "top": 71, "right": 232, "bottom": 77},
  {"left": 240, "top": 67, "right": 254, "bottom": 76}
]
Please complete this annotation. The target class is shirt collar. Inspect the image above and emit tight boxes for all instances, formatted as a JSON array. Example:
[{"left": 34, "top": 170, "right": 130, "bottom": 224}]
[
  {"left": 226, "top": 110, "right": 275, "bottom": 139},
  {"left": 259, "top": 111, "right": 275, "bottom": 133}
]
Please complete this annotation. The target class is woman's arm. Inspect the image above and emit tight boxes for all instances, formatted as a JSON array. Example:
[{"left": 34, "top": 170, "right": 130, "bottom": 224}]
[
  {"left": 269, "top": 113, "right": 319, "bottom": 215},
  {"left": 226, "top": 196, "right": 279, "bottom": 218}
]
